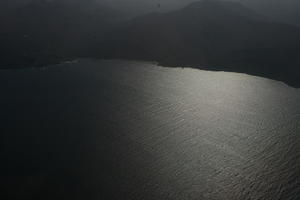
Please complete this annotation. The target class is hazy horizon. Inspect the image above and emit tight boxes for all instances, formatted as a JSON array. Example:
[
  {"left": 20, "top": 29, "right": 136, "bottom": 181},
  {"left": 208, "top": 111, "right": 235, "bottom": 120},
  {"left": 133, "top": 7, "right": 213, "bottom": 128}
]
[{"left": 1, "top": 0, "right": 300, "bottom": 24}]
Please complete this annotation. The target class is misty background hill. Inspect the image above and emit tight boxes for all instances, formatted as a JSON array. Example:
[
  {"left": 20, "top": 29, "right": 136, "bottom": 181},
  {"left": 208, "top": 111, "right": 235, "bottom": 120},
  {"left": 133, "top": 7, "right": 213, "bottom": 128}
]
[
  {"left": 0, "top": 0, "right": 299, "bottom": 86},
  {"left": 0, "top": 0, "right": 123, "bottom": 67},
  {"left": 105, "top": 0, "right": 300, "bottom": 26},
  {"left": 1, "top": 0, "right": 300, "bottom": 25}
]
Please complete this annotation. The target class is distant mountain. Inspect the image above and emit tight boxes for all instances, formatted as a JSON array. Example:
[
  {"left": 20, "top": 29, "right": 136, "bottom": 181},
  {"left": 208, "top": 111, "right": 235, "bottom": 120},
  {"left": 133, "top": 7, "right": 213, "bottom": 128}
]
[
  {"left": 0, "top": 0, "right": 122, "bottom": 67},
  {"left": 241, "top": 0, "right": 300, "bottom": 26},
  {"left": 98, "top": 0, "right": 300, "bottom": 86},
  {"left": 90, "top": 0, "right": 300, "bottom": 26}
]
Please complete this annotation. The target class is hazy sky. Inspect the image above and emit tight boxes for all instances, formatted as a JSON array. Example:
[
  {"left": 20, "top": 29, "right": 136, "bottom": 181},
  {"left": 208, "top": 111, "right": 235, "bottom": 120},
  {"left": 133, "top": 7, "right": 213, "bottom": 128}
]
[
  {"left": 2, "top": 0, "right": 300, "bottom": 10},
  {"left": 1, "top": 0, "right": 300, "bottom": 24},
  {"left": 104, "top": 0, "right": 300, "bottom": 24}
]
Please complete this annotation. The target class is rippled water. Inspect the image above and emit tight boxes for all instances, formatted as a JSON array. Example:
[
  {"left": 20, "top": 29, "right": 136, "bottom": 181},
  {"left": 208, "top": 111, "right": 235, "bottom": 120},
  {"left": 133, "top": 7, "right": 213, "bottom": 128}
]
[{"left": 1, "top": 59, "right": 299, "bottom": 200}]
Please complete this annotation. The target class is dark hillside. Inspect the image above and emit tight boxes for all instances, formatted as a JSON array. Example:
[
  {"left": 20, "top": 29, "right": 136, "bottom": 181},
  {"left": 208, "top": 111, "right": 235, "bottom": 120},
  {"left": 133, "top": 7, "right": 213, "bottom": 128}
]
[{"left": 98, "top": 0, "right": 300, "bottom": 86}]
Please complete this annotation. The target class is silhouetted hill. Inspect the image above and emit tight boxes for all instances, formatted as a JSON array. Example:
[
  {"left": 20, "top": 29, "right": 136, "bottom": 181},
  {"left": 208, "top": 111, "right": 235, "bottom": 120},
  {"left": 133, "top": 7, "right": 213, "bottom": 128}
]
[{"left": 98, "top": 0, "right": 300, "bottom": 86}]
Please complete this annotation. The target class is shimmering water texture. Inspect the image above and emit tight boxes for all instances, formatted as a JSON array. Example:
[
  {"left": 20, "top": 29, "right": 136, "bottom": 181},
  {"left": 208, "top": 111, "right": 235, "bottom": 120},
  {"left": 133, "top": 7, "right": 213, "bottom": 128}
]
[{"left": 1, "top": 60, "right": 299, "bottom": 200}]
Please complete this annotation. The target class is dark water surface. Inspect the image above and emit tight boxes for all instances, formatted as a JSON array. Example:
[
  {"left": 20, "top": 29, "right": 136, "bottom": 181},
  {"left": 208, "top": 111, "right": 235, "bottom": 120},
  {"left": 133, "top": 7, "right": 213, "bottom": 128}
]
[{"left": 1, "top": 60, "right": 299, "bottom": 200}]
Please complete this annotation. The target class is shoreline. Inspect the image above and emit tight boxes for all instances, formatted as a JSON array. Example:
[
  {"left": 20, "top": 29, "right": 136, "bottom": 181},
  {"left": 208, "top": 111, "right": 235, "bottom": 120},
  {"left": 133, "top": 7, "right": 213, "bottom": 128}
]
[{"left": 1, "top": 57, "right": 299, "bottom": 88}]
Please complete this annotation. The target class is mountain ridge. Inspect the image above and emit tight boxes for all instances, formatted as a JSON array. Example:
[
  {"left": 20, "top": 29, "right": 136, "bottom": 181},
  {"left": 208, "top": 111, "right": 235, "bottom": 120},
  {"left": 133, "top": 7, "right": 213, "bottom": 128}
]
[{"left": 96, "top": 0, "right": 300, "bottom": 86}]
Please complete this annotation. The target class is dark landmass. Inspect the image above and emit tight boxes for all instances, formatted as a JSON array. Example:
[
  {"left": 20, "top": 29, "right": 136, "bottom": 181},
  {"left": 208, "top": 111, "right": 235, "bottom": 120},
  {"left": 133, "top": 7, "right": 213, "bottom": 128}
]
[
  {"left": 1, "top": 0, "right": 300, "bottom": 86},
  {"left": 97, "top": 1, "right": 300, "bottom": 87}
]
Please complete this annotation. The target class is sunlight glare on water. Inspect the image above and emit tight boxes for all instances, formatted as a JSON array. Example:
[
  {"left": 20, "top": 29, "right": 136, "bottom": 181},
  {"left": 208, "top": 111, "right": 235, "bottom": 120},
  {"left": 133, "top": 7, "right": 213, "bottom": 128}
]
[{"left": 0, "top": 59, "right": 299, "bottom": 200}]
